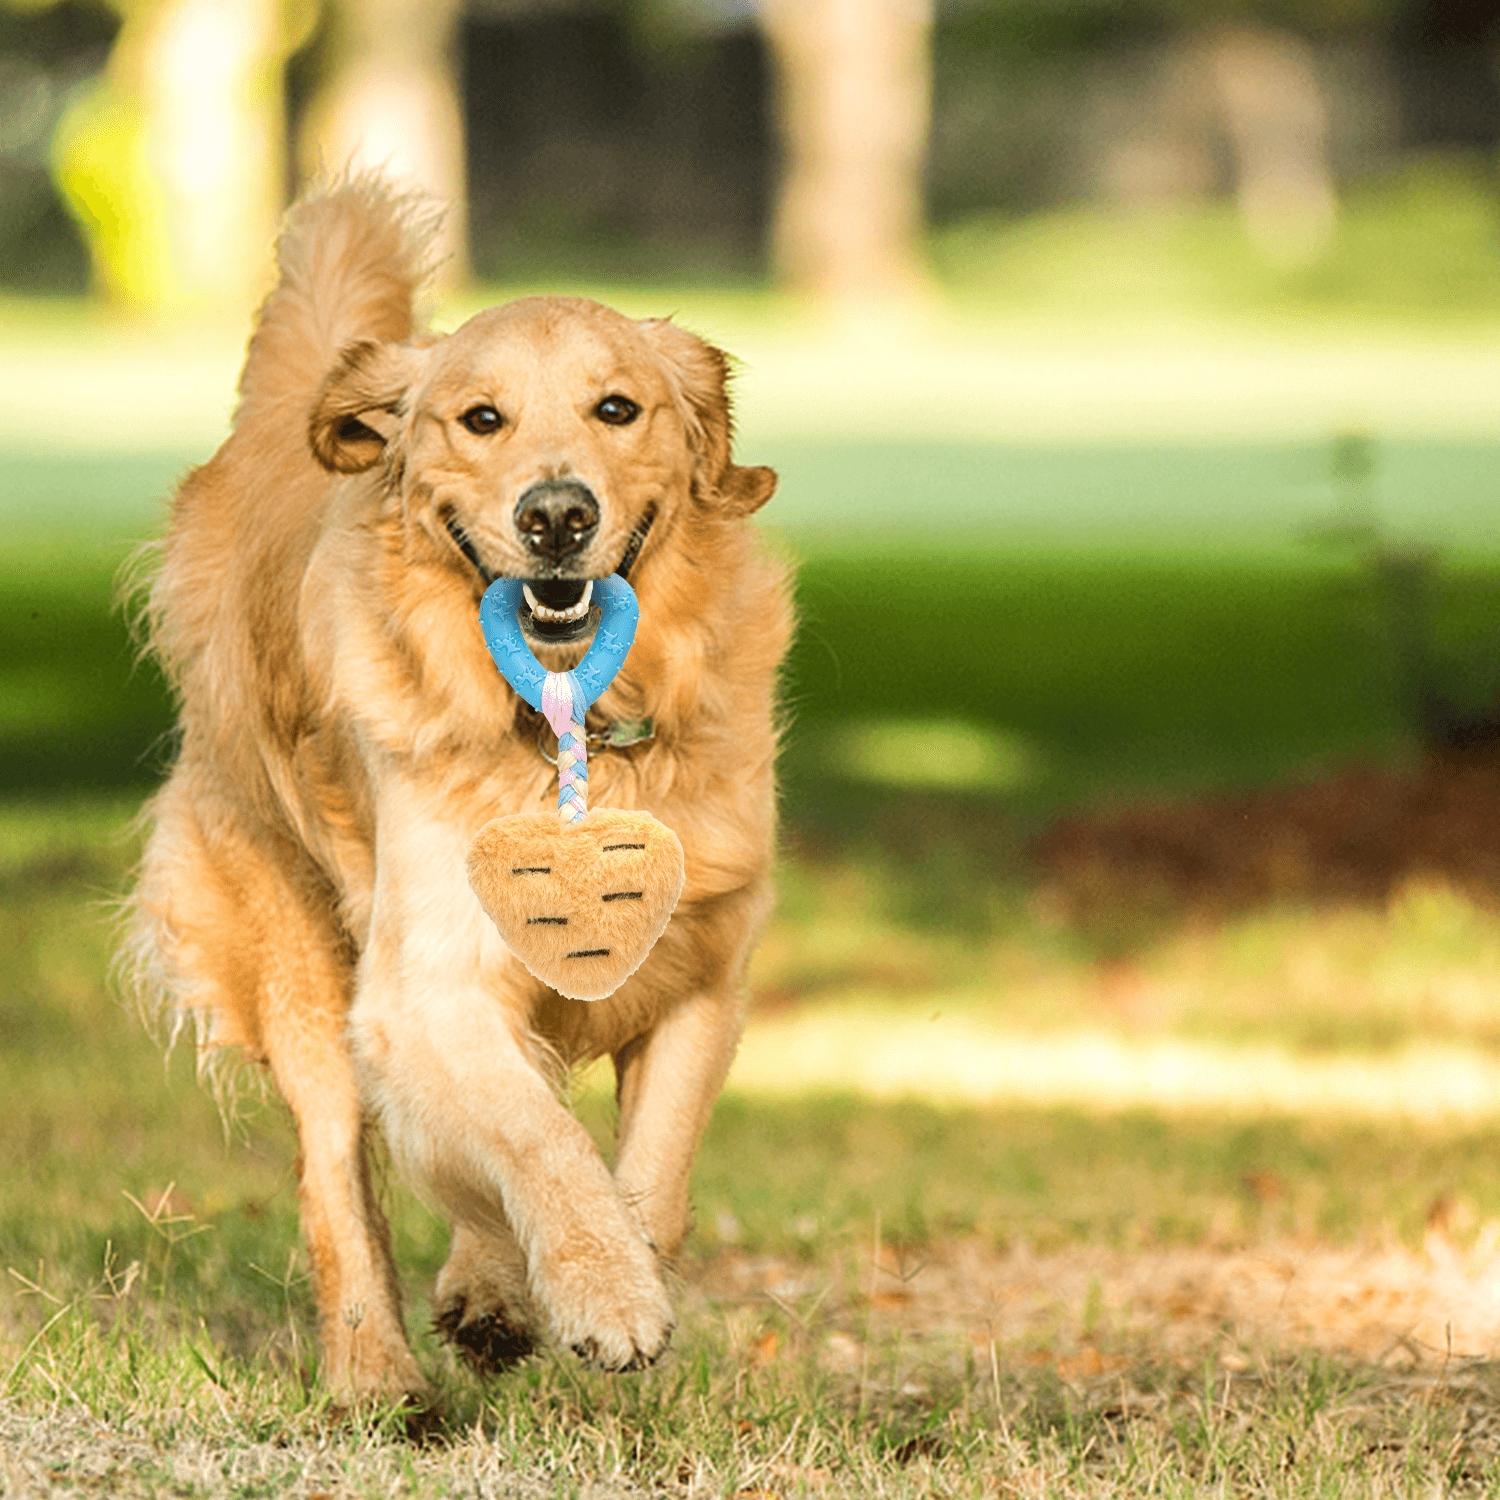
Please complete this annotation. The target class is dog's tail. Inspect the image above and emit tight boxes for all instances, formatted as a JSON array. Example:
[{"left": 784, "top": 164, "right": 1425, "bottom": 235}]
[{"left": 235, "top": 175, "right": 442, "bottom": 426}]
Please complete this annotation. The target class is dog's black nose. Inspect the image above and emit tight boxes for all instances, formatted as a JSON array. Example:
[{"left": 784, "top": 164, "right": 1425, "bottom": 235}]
[{"left": 514, "top": 480, "right": 599, "bottom": 561}]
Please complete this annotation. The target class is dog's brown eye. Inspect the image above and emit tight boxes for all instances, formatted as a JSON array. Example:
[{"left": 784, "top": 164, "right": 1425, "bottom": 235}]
[
  {"left": 595, "top": 395, "right": 640, "bottom": 427},
  {"left": 460, "top": 404, "right": 503, "bottom": 435}
]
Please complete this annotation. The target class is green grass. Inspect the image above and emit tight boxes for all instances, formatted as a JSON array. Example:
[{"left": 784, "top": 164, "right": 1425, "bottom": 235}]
[
  {"left": 8, "top": 433, "right": 1500, "bottom": 809},
  {"left": 13, "top": 436, "right": 1500, "bottom": 545},
  {"left": 10, "top": 801, "right": 1500, "bottom": 1493},
  {"left": 7, "top": 399, "right": 1500, "bottom": 1489}
]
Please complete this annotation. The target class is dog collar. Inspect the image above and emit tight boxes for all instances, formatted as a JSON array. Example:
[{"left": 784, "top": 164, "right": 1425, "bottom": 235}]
[{"left": 519, "top": 704, "right": 655, "bottom": 765}]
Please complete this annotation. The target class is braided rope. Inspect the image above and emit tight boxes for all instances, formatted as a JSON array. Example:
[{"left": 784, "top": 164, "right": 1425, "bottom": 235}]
[{"left": 541, "top": 671, "right": 589, "bottom": 823}]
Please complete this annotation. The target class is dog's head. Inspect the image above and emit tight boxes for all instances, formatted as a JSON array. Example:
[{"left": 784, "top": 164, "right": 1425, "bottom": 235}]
[{"left": 307, "top": 297, "right": 776, "bottom": 645}]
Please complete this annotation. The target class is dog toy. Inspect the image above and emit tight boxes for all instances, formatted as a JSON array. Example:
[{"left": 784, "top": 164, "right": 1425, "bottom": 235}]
[{"left": 467, "top": 574, "right": 684, "bottom": 1001}]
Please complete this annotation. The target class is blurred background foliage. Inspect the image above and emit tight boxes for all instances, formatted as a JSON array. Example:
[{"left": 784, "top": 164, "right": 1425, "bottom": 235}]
[{"left": 0, "top": 0, "right": 1497, "bottom": 309}]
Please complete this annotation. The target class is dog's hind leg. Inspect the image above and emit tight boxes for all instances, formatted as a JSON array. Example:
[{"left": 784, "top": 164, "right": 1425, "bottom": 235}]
[
  {"left": 433, "top": 1220, "right": 539, "bottom": 1373},
  {"left": 132, "top": 782, "right": 424, "bottom": 1402}
]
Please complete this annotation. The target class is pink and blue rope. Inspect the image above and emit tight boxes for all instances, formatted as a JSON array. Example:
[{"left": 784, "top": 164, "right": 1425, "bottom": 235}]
[{"left": 541, "top": 670, "right": 589, "bottom": 823}]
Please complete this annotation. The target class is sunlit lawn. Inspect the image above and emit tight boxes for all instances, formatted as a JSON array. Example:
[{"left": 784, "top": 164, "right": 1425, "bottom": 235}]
[
  {"left": 12, "top": 793, "right": 1500, "bottom": 1492},
  {"left": 6, "top": 301, "right": 1500, "bottom": 1491}
]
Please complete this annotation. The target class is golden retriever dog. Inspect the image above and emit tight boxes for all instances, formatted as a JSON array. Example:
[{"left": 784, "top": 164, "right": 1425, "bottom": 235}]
[{"left": 128, "top": 178, "right": 792, "bottom": 1400}]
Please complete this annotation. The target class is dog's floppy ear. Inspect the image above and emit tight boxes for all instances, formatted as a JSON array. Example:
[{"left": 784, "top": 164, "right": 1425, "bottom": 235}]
[
  {"left": 309, "top": 339, "right": 426, "bottom": 474},
  {"left": 639, "top": 318, "right": 777, "bottom": 516}
]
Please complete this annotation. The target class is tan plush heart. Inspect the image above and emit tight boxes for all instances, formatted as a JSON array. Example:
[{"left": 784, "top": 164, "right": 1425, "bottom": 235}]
[{"left": 467, "top": 808, "right": 685, "bottom": 1001}]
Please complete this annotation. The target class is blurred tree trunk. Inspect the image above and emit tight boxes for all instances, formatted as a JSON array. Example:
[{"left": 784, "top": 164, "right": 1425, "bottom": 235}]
[
  {"left": 1202, "top": 24, "right": 1337, "bottom": 269},
  {"left": 760, "top": 0, "right": 933, "bottom": 309},
  {"left": 52, "top": 0, "right": 289, "bottom": 316},
  {"left": 298, "top": 0, "right": 468, "bottom": 285}
]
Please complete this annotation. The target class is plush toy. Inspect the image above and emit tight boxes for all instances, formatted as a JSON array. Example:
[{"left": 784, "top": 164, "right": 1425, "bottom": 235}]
[{"left": 467, "top": 574, "right": 684, "bottom": 1001}]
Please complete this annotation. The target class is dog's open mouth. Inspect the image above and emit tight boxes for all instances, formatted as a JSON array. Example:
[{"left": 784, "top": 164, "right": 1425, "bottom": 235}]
[
  {"left": 443, "top": 505, "right": 657, "bottom": 645},
  {"left": 522, "top": 578, "right": 593, "bottom": 638},
  {"left": 523, "top": 579, "right": 592, "bottom": 623}
]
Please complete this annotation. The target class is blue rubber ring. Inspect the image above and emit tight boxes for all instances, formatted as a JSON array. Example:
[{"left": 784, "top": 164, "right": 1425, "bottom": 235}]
[{"left": 478, "top": 574, "right": 640, "bottom": 712}]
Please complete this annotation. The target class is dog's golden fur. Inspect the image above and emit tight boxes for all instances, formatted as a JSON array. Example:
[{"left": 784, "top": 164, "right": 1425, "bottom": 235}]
[{"left": 128, "top": 178, "right": 792, "bottom": 1397}]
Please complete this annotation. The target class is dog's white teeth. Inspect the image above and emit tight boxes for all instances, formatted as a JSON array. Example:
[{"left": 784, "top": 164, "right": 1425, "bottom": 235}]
[{"left": 522, "top": 579, "right": 594, "bottom": 624}]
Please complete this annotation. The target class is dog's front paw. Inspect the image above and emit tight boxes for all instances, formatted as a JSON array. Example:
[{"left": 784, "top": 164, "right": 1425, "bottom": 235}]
[{"left": 535, "top": 1235, "right": 675, "bottom": 1373}]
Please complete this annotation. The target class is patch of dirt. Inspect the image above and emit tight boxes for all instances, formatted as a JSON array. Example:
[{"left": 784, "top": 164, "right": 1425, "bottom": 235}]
[
  {"left": 1033, "top": 749, "right": 1500, "bottom": 923},
  {"left": 698, "top": 1233, "right": 1500, "bottom": 1370}
]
